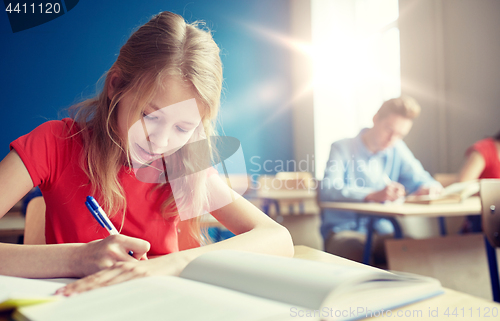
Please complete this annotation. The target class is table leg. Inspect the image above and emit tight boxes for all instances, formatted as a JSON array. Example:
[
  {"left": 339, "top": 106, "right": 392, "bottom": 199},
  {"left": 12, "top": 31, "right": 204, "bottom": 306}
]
[
  {"left": 362, "top": 216, "right": 403, "bottom": 265},
  {"left": 485, "top": 236, "right": 500, "bottom": 302},
  {"left": 261, "top": 199, "right": 281, "bottom": 216},
  {"left": 387, "top": 217, "right": 403, "bottom": 239},
  {"left": 438, "top": 217, "right": 447, "bottom": 236},
  {"left": 274, "top": 200, "right": 280, "bottom": 215},
  {"left": 363, "top": 217, "right": 375, "bottom": 265},
  {"left": 262, "top": 199, "right": 270, "bottom": 215}
]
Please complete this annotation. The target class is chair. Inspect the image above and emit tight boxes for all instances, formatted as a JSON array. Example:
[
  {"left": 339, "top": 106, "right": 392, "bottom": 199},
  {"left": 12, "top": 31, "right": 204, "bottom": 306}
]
[
  {"left": 480, "top": 179, "right": 500, "bottom": 302},
  {"left": 481, "top": 179, "right": 500, "bottom": 247},
  {"left": 275, "top": 171, "right": 314, "bottom": 190},
  {"left": 24, "top": 196, "right": 46, "bottom": 245},
  {"left": 385, "top": 233, "right": 494, "bottom": 300}
]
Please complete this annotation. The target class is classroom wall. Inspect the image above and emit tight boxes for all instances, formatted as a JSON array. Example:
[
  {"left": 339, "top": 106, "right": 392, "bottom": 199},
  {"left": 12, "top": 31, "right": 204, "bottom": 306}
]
[
  {"left": 399, "top": 0, "right": 500, "bottom": 174},
  {"left": 0, "top": 0, "right": 294, "bottom": 176},
  {"left": 289, "top": 0, "right": 500, "bottom": 178}
]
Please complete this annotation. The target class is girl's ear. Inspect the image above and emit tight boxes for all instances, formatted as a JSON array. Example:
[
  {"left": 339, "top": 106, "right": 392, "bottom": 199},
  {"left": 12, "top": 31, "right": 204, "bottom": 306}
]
[{"left": 107, "top": 72, "right": 121, "bottom": 101}]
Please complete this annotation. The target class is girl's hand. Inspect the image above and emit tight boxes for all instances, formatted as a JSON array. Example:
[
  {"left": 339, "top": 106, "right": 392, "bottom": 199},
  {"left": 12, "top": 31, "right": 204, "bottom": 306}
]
[
  {"left": 57, "top": 252, "right": 187, "bottom": 296},
  {"left": 72, "top": 235, "right": 150, "bottom": 278}
]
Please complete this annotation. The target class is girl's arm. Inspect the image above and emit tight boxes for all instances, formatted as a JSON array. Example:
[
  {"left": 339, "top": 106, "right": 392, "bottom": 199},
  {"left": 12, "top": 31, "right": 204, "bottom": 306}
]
[
  {"left": 0, "top": 150, "right": 150, "bottom": 278},
  {"left": 59, "top": 176, "right": 294, "bottom": 294},
  {"left": 458, "top": 150, "right": 485, "bottom": 182}
]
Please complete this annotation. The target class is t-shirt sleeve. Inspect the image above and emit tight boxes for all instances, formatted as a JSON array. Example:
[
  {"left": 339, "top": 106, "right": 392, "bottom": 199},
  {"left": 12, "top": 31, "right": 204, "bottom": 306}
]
[
  {"left": 467, "top": 138, "right": 494, "bottom": 167},
  {"left": 10, "top": 120, "right": 74, "bottom": 189}
]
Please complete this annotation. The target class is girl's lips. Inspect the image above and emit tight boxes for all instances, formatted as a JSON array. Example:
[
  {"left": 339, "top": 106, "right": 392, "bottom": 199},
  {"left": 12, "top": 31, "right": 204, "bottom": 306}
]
[{"left": 135, "top": 143, "right": 162, "bottom": 162}]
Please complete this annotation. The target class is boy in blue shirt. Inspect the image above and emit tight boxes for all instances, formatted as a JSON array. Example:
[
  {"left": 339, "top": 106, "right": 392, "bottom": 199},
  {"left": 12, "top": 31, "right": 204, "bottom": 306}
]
[{"left": 320, "top": 97, "right": 442, "bottom": 257}]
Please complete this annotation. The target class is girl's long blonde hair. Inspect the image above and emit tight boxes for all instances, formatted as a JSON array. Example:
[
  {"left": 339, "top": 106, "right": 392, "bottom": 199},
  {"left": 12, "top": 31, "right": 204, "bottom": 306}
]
[{"left": 69, "top": 11, "right": 223, "bottom": 246}]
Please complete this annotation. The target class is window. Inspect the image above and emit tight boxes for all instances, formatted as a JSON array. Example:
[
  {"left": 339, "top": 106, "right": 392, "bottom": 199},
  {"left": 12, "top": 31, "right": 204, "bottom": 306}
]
[{"left": 312, "top": 0, "right": 401, "bottom": 179}]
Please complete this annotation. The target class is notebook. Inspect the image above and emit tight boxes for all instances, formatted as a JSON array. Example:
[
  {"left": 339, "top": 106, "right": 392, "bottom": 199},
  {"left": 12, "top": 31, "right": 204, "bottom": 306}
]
[{"left": 405, "top": 180, "right": 479, "bottom": 204}]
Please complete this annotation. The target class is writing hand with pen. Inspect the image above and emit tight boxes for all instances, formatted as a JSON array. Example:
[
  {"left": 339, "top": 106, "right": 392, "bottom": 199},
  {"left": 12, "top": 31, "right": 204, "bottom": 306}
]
[
  {"left": 365, "top": 175, "right": 406, "bottom": 203},
  {"left": 55, "top": 196, "right": 150, "bottom": 296},
  {"left": 56, "top": 196, "right": 152, "bottom": 296},
  {"left": 84, "top": 196, "right": 149, "bottom": 260}
]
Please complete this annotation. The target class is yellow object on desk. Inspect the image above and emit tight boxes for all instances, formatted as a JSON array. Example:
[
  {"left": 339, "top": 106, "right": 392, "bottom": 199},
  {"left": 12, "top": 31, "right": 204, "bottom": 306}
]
[{"left": 0, "top": 276, "right": 66, "bottom": 312}]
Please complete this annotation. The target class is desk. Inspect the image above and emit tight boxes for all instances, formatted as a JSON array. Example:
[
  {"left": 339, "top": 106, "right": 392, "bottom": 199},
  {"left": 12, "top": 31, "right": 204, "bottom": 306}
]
[
  {"left": 319, "top": 197, "right": 482, "bottom": 263},
  {"left": 320, "top": 196, "right": 481, "bottom": 218},
  {"left": 254, "top": 190, "right": 316, "bottom": 215},
  {"left": 2, "top": 246, "right": 498, "bottom": 321},
  {"left": 319, "top": 197, "right": 499, "bottom": 302},
  {"left": 0, "top": 212, "right": 25, "bottom": 241},
  {"left": 295, "top": 245, "right": 500, "bottom": 321}
]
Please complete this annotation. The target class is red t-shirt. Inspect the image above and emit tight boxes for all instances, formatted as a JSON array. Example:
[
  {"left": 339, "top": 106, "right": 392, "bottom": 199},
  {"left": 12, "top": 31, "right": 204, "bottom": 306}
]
[
  {"left": 467, "top": 138, "right": 500, "bottom": 179},
  {"left": 10, "top": 119, "right": 179, "bottom": 256}
]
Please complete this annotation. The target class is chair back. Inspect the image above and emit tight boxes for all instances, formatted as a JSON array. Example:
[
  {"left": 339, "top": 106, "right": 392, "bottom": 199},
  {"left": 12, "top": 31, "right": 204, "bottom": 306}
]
[
  {"left": 24, "top": 196, "right": 46, "bottom": 245},
  {"left": 480, "top": 179, "right": 500, "bottom": 247}
]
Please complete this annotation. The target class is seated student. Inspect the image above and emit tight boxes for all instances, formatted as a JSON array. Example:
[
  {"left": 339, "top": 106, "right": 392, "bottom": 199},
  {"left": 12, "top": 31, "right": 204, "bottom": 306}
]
[
  {"left": 319, "top": 97, "right": 442, "bottom": 261},
  {"left": 0, "top": 11, "right": 293, "bottom": 295},
  {"left": 459, "top": 130, "right": 500, "bottom": 181},
  {"left": 457, "top": 130, "right": 500, "bottom": 232}
]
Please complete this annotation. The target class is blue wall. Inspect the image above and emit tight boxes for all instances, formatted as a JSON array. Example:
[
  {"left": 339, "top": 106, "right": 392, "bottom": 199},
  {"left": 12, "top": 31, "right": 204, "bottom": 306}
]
[{"left": 0, "top": 0, "right": 294, "bottom": 175}]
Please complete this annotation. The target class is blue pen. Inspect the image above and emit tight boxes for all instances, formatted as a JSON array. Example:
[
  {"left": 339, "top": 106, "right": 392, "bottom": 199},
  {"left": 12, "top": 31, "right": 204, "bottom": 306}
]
[
  {"left": 85, "top": 202, "right": 106, "bottom": 229},
  {"left": 85, "top": 196, "right": 134, "bottom": 256}
]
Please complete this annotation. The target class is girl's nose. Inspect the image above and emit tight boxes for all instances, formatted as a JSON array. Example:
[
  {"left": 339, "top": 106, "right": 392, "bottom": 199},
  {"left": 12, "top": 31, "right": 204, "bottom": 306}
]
[{"left": 149, "top": 127, "right": 170, "bottom": 152}]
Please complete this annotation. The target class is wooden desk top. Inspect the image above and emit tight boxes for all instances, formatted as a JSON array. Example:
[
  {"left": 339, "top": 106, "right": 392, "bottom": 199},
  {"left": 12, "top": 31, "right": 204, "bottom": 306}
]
[
  {"left": 294, "top": 245, "right": 500, "bottom": 320},
  {"left": 254, "top": 189, "right": 316, "bottom": 201},
  {"left": 319, "top": 196, "right": 481, "bottom": 218}
]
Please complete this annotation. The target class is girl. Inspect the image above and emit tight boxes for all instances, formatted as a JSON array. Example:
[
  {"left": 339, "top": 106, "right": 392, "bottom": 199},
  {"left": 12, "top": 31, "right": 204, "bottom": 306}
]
[
  {"left": 458, "top": 130, "right": 500, "bottom": 233},
  {"left": 0, "top": 11, "right": 293, "bottom": 294},
  {"left": 459, "top": 130, "right": 500, "bottom": 181}
]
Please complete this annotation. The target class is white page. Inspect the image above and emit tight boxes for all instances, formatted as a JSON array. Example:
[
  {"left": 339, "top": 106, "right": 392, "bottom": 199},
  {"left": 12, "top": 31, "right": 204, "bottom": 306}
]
[
  {"left": 16, "top": 276, "right": 311, "bottom": 321},
  {"left": 442, "top": 180, "right": 479, "bottom": 197},
  {"left": 180, "top": 250, "right": 392, "bottom": 310},
  {"left": 0, "top": 275, "right": 66, "bottom": 301}
]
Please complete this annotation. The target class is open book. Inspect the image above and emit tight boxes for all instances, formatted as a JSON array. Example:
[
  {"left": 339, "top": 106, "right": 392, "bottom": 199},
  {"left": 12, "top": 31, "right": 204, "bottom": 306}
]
[
  {"left": 6, "top": 250, "right": 443, "bottom": 321},
  {"left": 405, "top": 180, "right": 479, "bottom": 204}
]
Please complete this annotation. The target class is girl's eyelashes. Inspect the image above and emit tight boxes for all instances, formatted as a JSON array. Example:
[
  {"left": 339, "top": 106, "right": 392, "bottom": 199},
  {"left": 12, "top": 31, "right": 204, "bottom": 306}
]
[
  {"left": 141, "top": 110, "right": 191, "bottom": 133},
  {"left": 142, "top": 112, "right": 158, "bottom": 120}
]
